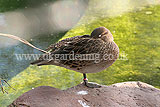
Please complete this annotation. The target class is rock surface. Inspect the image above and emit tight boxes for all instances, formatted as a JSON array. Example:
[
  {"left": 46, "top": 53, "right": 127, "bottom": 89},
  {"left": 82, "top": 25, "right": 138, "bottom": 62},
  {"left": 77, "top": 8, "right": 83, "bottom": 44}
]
[{"left": 9, "top": 81, "right": 160, "bottom": 107}]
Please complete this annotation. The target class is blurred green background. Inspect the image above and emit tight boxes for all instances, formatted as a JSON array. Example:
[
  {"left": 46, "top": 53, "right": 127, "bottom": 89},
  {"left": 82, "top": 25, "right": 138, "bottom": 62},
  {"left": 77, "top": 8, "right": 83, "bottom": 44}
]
[{"left": 0, "top": 0, "right": 160, "bottom": 106}]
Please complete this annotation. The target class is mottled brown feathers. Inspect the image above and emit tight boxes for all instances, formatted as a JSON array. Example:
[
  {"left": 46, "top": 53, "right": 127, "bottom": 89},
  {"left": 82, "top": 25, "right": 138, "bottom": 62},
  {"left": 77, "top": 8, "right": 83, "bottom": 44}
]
[{"left": 31, "top": 27, "right": 119, "bottom": 73}]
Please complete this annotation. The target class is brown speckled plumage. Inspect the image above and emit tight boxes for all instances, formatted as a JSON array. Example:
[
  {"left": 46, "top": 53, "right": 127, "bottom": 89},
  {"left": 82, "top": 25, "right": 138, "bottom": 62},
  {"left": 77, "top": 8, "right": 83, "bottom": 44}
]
[
  {"left": 31, "top": 27, "right": 119, "bottom": 87},
  {"left": 31, "top": 27, "right": 119, "bottom": 73}
]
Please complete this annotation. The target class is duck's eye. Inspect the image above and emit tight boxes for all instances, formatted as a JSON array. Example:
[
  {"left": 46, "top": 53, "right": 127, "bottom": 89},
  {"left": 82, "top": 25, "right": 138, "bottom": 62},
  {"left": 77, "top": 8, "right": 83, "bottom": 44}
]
[{"left": 99, "top": 35, "right": 101, "bottom": 37}]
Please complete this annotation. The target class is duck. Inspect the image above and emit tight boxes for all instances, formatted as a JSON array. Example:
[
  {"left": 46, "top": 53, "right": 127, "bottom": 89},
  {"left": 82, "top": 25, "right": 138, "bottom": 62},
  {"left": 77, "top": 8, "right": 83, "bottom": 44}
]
[{"left": 31, "top": 27, "right": 119, "bottom": 88}]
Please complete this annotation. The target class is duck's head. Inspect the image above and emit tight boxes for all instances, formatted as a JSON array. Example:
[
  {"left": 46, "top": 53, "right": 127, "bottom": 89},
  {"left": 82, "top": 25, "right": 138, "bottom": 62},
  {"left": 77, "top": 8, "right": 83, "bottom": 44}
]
[{"left": 91, "top": 27, "right": 113, "bottom": 42}]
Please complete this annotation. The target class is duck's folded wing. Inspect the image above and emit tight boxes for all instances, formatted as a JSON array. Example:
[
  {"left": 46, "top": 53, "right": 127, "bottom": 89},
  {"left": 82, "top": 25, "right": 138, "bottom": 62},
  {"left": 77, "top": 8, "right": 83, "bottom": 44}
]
[{"left": 31, "top": 36, "right": 101, "bottom": 67}]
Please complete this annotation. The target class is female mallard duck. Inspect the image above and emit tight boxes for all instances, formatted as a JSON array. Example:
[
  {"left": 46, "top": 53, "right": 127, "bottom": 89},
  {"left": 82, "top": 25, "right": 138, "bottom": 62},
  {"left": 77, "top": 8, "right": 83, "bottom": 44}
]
[{"left": 31, "top": 27, "right": 119, "bottom": 88}]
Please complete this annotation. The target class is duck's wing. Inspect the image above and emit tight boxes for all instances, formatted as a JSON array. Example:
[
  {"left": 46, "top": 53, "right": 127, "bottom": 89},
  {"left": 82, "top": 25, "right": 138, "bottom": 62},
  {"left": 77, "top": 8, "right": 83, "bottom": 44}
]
[
  {"left": 45, "top": 35, "right": 90, "bottom": 52},
  {"left": 30, "top": 35, "right": 96, "bottom": 65},
  {"left": 31, "top": 35, "right": 103, "bottom": 69}
]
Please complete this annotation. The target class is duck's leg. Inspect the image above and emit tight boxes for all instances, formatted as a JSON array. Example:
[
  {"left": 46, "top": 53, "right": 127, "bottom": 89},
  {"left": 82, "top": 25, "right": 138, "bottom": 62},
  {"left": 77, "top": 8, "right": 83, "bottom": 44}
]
[
  {"left": 83, "top": 73, "right": 88, "bottom": 86},
  {"left": 83, "top": 73, "right": 101, "bottom": 88}
]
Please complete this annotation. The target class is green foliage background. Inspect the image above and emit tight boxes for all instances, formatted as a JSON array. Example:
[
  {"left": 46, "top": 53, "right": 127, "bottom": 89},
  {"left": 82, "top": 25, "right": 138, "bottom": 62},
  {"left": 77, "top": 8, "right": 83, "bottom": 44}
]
[{"left": 0, "top": 0, "right": 160, "bottom": 106}]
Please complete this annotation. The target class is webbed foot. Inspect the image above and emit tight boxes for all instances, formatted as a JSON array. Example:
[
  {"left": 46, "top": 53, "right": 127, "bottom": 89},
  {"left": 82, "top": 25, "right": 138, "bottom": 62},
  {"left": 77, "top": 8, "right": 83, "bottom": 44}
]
[{"left": 83, "top": 80, "right": 101, "bottom": 88}]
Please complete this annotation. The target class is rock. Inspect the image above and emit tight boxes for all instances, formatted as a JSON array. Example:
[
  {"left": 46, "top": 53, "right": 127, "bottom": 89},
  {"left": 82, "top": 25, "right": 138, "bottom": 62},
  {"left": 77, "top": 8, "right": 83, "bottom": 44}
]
[{"left": 9, "top": 81, "right": 160, "bottom": 107}]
